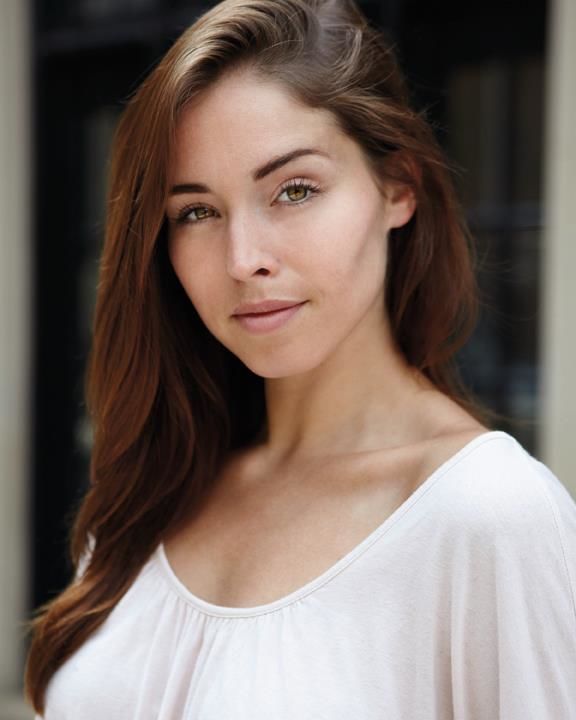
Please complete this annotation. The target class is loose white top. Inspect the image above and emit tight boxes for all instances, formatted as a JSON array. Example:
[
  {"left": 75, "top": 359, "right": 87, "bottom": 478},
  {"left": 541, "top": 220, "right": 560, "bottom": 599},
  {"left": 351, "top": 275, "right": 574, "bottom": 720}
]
[{"left": 36, "top": 431, "right": 576, "bottom": 719}]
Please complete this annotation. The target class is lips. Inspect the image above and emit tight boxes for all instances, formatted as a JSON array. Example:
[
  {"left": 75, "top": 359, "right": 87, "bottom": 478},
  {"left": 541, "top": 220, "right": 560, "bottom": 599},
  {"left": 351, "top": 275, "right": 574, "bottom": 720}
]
[
  {"left": 232, "top": 301, "right": 307, "bottom": 334},
  {"left": 232, "top": 299, "right": 305, "bottom": 316}
]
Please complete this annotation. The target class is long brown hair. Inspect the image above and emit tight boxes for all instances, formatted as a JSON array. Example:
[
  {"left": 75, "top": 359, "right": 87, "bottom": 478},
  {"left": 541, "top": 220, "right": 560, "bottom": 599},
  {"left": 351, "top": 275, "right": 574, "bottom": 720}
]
[{"left": 24, "top": 0, "right": 492, "bottom": 712}]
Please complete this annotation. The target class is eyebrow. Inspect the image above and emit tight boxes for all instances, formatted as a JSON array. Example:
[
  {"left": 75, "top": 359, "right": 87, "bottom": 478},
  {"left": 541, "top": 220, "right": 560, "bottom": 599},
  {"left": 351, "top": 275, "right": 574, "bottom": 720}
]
[{"left": 169, "top": 147, "right": 330, "bottom": 196}]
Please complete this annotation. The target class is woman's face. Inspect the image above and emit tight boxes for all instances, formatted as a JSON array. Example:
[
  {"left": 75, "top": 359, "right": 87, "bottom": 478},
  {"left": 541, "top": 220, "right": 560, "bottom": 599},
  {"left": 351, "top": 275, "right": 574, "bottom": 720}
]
[{"left": 165, "top": 70, "right": 415, "bottom": 378}]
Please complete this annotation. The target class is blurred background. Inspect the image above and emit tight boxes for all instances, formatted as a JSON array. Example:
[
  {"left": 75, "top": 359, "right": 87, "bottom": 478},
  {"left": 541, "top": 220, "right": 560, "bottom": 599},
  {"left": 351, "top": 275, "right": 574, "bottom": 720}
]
[{"left": 1, "top": 0, "right": 575, "bottom": 716}]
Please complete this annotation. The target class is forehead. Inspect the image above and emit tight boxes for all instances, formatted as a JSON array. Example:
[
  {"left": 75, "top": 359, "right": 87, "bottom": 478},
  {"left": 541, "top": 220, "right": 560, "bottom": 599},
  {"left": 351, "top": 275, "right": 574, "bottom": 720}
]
[{"left": 170, "top": 70, "right": 348, "bottom": 178}]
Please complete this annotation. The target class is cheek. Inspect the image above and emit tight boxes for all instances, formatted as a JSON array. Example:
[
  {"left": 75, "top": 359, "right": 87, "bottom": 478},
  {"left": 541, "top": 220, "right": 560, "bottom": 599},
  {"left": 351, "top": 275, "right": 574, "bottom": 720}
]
[
  {"left": 310, "top": 190, "right": 387, "bottom": 289},
  {"left": 168, "top": 240, "right": 212, "bottom": 313}
]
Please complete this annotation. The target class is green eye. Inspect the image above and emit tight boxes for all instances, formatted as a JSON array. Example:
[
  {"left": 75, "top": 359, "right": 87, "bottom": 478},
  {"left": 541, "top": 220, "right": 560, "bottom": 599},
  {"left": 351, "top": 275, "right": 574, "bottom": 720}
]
[
  {"left": 172, "top": 178, "right": 322, "bottom": 226},
  {"left": 277, "top": 179, "right": 321, "bottom": 205},
  {"left": 190, "top": 207, "right": 213, "bottom": 221},
  {"left": 175, "top": 205, "right": 216, "bottom": 225},
  {"left": 282, "top": 185, "right": 307, "bottom": 201}
]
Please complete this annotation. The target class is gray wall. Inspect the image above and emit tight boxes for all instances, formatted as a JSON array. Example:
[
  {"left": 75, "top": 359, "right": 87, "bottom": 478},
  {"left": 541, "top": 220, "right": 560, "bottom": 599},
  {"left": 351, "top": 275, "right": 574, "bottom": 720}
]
[
  {"left": 540, "top": 0, "right": 576, "bottom": 490},
  {"left": 0, "top": 0, "right": 33, "bottom": 717}
]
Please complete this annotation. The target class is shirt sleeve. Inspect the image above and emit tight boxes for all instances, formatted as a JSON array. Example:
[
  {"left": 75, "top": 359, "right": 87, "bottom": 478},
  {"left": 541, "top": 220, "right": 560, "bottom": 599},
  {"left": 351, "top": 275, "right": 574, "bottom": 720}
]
[{"left": 449, "top": 454, "right": 576, "bottom": 719}]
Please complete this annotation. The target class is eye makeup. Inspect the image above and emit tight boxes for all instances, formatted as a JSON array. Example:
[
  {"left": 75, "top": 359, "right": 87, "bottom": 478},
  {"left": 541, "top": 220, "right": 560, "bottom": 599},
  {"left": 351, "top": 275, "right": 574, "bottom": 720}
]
[{"left": 169, "top": 177, "right": 323, "bottom": 226}]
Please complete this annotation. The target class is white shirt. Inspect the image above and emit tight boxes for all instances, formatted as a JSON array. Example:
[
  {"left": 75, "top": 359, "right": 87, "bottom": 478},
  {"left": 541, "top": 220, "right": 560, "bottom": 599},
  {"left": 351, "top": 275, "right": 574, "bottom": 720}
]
[{"left": 36, "top": 430, "right": 576, "bottom": 719}]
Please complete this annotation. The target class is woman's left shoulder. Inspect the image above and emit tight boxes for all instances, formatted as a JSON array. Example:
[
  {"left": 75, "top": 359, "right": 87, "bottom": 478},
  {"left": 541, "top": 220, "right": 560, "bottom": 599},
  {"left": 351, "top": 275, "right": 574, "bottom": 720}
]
[
  {"left": 444, "top": 431, "right": 576, "bottom": 716},
  {"left": 441, "top": 429, "right": 576, "bottom": 540}
]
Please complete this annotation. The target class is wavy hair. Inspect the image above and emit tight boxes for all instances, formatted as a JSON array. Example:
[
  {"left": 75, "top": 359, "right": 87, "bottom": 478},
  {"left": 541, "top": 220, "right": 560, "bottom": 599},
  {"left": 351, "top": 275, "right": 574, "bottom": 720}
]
[{"left": 24, "top": 0, "right": 491, "bottom": 713}]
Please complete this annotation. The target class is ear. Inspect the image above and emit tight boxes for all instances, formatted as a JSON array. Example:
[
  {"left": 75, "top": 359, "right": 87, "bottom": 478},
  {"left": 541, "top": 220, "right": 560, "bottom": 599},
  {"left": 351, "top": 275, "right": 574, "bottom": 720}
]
[
  {"left": 386, "top": 181, "right": 417, "bottom": 230},
  {"left": 382, "top": 151, "right": 419, "bottom": 230}
]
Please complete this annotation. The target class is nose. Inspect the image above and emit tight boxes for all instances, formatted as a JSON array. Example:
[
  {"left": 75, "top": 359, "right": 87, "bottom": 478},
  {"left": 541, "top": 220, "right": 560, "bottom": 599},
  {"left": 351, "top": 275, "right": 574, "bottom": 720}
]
[{"left": 225, "top": 213, "right": 279, "bottom": 280}]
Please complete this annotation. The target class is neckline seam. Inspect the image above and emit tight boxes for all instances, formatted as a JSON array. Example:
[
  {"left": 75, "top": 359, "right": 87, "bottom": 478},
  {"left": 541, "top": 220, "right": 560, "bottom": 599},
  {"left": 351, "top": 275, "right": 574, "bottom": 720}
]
[{"left": 155, "top": 430, "right": 515, "bottom": 618}]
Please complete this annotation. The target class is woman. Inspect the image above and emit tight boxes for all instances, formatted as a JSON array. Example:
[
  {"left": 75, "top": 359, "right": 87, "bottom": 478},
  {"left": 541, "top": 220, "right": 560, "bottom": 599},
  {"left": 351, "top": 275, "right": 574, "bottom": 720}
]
[{"left": 25, "top": 0, "right": 576, "bottom": 717}]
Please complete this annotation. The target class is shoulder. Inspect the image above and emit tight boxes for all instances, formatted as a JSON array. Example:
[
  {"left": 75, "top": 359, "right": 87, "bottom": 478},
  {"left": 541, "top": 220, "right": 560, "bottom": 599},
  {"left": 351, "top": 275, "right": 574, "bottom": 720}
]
[
  {"left": 441, "top": 430, "right": 574, "bottom": 525},
  {"left": 439, "top": 434, "right": 576, "bottom": 713},
  {"left": 413, "top": 429, "right": 556, "bottom": 524},
  {"left": 436, "top": 431, "right": 576, "bottom": 573}
]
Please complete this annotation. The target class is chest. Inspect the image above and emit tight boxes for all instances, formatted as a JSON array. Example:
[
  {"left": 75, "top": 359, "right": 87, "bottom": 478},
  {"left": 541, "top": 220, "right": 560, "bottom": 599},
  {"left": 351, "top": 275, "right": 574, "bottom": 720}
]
[
  {"left": 49, "top": 550, "right": 458, "bottom": 720},
  {"left": 161, "top": 452, "right": 423, "bottom": 608}
]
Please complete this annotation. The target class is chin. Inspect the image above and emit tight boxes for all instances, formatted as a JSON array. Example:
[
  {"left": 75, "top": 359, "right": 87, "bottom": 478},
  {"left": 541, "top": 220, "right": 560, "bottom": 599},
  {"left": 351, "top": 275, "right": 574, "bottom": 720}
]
[{"left": 234, "top": 345, "right": 326, "bottom": 380}]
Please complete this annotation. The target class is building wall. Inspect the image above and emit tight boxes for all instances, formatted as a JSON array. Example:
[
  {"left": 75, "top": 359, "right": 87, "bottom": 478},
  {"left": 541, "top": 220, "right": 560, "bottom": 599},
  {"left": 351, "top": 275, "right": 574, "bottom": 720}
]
[
  {"left": 540, "top": 0, "right": 576, "bottom": 490},
  {"left": 0, "top": 0, "right": 33, "bottom": 717}
]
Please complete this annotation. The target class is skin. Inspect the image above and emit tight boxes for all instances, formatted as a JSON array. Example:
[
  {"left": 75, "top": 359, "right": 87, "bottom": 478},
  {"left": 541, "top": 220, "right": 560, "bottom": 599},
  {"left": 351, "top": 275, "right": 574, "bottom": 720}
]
[
  {"left": 162, "top": 68, "right": 487, "bottom": 605},
  {"left": 165, "top": 68, "right": 485, "bottom": 476}
]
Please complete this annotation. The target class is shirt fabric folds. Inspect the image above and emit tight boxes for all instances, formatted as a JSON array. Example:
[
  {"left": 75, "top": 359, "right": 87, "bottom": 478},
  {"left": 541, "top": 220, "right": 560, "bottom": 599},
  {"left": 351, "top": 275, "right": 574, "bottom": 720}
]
[{"left": 36, "top": 431, "right": 576, "bottom": 719}]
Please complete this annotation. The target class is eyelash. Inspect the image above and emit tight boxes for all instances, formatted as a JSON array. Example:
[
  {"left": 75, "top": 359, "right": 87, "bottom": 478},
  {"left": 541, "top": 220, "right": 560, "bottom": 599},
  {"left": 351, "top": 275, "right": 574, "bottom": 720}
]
[{"left": 172, "top": 178, "right": 322, "bottom": 226}]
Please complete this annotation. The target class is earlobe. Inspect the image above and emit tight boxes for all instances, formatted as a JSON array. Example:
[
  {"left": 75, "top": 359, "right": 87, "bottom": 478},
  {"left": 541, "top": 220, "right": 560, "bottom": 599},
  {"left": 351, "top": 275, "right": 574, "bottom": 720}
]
[
  {"left": 388, "top": 185, "right": 417, "bottom": 230},
  {"left": 380, "top": 151, "right": 419, "bottom": 230}
]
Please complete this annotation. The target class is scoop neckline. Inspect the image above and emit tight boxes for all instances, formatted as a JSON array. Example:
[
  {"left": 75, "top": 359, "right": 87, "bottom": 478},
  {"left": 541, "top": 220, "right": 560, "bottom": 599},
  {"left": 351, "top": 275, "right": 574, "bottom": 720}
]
[{"left": 155, "top": 430, "right": 515, "bottom": 618}]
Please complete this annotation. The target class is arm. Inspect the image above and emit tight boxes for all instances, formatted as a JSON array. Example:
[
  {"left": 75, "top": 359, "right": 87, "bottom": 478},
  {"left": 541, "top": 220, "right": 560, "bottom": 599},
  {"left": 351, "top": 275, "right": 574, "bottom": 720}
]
[{"left": 450, "top": 456, "right": 576, "bottom": 719}]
